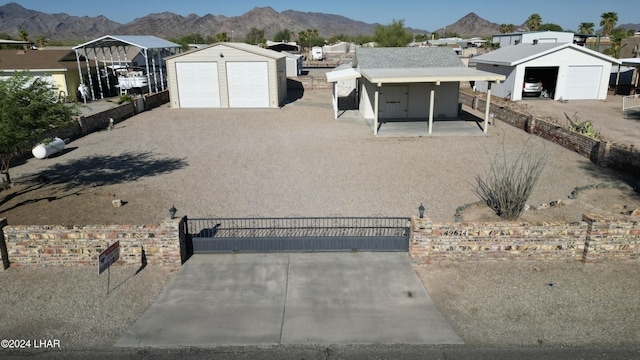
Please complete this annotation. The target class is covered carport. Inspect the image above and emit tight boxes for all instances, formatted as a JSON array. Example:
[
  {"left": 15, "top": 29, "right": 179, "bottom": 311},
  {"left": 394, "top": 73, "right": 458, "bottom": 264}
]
[{"left": 72, "top": 35, "right": 181, "bottom": 102}]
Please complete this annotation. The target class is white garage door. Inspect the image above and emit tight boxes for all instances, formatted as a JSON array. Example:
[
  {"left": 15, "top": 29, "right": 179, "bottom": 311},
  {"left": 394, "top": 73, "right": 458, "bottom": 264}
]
[
  {"left": 226, "top": 62, "right": 269, "bottom": 108},
  {"left": 176, "top": 62, "right": 220, "bottom": 108},
  {"left": 563, "top": 65, "right": 602, "bottom": 100}
]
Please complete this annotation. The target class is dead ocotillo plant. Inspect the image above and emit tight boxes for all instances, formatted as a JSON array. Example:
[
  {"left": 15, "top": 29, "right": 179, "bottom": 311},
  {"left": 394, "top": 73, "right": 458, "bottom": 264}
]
[{"left": 473, "top": 140, "right": 547, "bottom": 220}]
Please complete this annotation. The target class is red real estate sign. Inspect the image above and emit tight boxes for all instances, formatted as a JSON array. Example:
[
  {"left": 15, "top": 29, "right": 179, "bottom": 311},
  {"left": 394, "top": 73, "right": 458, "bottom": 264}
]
[{"left": 98, "top": 241, "right": 120, "bottom": 275}]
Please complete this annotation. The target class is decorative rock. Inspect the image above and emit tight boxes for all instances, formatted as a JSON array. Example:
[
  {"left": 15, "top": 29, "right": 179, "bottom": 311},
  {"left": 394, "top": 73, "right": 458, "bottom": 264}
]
[
  {"left": 631, "top": 208, "right": 640, "bottom": 216},
  {"left": 112, "top": 199, "right": 123, "bottom": 207}
]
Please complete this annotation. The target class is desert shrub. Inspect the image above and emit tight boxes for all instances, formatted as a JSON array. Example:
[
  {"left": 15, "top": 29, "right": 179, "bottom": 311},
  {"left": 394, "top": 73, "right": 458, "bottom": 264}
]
[
  {"left": 565, "top": 112, "right": 599, "bottom": 139},
  {"left": 118, "top": 94, "right": 134, "bottom": 104},
  {"left": 473, "top": 140, "right": 547, "bottom": 220}
]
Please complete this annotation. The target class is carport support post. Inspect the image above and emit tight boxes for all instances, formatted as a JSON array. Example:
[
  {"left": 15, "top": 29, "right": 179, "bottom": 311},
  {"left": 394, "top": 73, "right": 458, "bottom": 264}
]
[
  {"left": 332, "top": 84, "right": 338, "bottom": 119},
  {"left": 374, "top": 84, "right": 380, "bottom": 136},
  {"left": 484, "top": 82, "right": 492, "bottom": 133},
  {"left": 428, "top": 84, "right": 436, "bottom": 134}
]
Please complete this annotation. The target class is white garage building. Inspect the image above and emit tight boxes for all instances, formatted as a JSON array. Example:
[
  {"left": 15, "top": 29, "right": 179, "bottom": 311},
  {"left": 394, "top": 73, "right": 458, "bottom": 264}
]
[
  {"left": 471, "top": 42, "right": 621, "bottom": 101},
  {"left": 165, "top": 42, "right": 287, "bottom": 108}
]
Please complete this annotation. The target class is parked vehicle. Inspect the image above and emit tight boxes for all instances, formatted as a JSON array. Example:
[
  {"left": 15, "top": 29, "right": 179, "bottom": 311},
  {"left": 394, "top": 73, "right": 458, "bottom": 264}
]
[{"left": 523, "top": 78, "right": 543, "bottom": 97}]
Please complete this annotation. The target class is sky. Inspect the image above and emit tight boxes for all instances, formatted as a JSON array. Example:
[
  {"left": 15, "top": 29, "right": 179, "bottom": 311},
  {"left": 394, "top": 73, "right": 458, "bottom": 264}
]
[{"left": 5, "top": 0, "right": 638, "bottom": 32}]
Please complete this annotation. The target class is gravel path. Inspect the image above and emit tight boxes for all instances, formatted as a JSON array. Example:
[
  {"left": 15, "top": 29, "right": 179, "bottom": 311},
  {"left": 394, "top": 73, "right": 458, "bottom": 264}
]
[{"left": 1, "top": 89, "right": 639, "bottom": 355}]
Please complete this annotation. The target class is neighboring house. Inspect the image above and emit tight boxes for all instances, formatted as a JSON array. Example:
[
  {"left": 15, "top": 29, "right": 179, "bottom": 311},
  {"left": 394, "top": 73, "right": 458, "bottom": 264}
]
[
  {"left": 323, "top": 42, "right": 357, "bottom": 55},
  {"left": 492, "top": 31, "right": 576, "bottom": 47},
  {"left": 282, "top": 51, "right": 303, "bottom": 77},
  {"left": 326, "top": 47, "right": 505, "bottom": 136},
  {"left": 165, "top": 42, "right": 287, "bottom": 108},
  {"left": 0, "top": 49, "right": 86, "bottom": 101},
  {"left": 471, "top": 42, "right": 621, "bottom": 101}
]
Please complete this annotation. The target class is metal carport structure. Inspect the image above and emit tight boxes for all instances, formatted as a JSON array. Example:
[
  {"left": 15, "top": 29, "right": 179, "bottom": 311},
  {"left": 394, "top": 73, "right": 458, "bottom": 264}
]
[{"left": 72, "top": 35, "right": 182, "bottom": 102}]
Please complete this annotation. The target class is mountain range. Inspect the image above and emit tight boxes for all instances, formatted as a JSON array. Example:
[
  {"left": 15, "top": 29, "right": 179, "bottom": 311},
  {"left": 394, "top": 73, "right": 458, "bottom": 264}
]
[{"left": 0, "top": 2, "right": 638, "bottom": 44}]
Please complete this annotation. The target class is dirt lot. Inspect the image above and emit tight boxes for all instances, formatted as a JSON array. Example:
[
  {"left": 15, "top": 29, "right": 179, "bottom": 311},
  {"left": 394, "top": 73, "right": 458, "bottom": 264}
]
[{"left": 0, "top": 89, "right": 639, "bottom": 226}]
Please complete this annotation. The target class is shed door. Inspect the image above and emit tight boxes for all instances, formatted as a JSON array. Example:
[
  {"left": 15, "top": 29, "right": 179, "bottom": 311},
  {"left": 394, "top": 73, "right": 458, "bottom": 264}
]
[
  {"left": 563, "top": 65, "right": 602, "bottom": 100},
  {"left": 379, "top": 85, "right": 408, "bottom": 119},
  {"left": 176, "top": 62, "right": 220, "bottom": 108},
  {"left": 226, "top": 62, "right": 269, "bottom": 108}
]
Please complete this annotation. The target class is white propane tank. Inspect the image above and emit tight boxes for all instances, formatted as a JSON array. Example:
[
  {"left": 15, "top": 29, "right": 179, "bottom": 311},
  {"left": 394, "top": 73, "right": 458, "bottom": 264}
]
[{"left": 32, "top": 137, "right": 65, "bottom": 159}]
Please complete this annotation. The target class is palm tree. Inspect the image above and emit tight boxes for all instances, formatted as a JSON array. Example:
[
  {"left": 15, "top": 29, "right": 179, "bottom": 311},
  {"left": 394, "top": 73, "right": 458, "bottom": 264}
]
[
  {"left": 500, "top": 24, "right": 515, "bottom": 34},
  {"left": 578, "top": 22, "right": 595, "bottom": 34},
  {"left": 526, "top": 14, "right": 542, "bottom": 31},
  {"left": 36, "top": 34, "right": 46, "bottom": 48},
  {"left": 600, "top": 12, "right": 618, "bottom": 36},
  {"left": 17, "top": 29, "right": 29, "bottom": 50}
]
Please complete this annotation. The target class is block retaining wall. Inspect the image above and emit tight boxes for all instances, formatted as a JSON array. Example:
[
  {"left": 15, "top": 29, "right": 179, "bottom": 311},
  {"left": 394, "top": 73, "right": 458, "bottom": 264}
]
[
  {"left": 410, "top": 214, "right": 640, "bottom": 263},
  {"left": 459, "top": 91, "right": 640, "bottom": 176},
  {"left": 291, "top": 75, "right": 333, "bottom": 90},
  {"left": 0, "top": 217, "right": 185, "bottom": 270}
]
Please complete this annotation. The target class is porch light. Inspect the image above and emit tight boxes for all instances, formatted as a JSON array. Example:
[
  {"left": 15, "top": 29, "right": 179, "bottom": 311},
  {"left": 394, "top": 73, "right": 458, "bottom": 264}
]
[
  {"left": 418, "top": 203, "right": 425, "bottom": 219},
  {"left": 169, "top": 205, "right": 177, "bottom": 219}
]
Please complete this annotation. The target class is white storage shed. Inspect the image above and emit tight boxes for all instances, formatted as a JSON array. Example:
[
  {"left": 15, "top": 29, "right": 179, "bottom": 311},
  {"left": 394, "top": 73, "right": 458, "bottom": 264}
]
[
  {"left": 471, "top": 43, "right": 621, "bottom": 101},
  {"left": 165, "top": 42, "right": 287, "bottom": 108}
]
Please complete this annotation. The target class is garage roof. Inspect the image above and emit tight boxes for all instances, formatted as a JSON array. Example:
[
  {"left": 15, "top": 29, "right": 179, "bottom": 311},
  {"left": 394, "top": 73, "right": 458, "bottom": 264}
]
[
  {"left": 165, "top": 42, "right": 285, "bottom": 60},
  {"left": 471, "top": 42, "right": 621, "bottom": 66}
]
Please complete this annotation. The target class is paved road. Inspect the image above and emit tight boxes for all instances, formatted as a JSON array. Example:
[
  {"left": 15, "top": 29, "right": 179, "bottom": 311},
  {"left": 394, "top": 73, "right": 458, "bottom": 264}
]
[
  {"left": 115, "top": 253, "right": 463, "bottom": 347},
  {"left": 7, "top": 344, "right": 640, "bottom": 359}
]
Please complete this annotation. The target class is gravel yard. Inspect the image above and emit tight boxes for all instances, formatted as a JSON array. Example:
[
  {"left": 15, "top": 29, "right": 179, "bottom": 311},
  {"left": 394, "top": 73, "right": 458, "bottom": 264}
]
[
  {"left": 2, "top": 89, "right": 634, "bottom": 225},
  {"left": 0, "top": 89, "right": 639, "bottom": 355}
]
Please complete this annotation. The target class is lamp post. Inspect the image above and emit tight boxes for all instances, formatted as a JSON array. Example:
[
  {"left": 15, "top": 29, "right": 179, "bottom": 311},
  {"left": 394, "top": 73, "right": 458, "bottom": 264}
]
[
  {"left": 418, "top": 203, "right": 425, "bottom": 219},
  {"left": 169, "top": 205, "right": 177, "bottom": 219}
]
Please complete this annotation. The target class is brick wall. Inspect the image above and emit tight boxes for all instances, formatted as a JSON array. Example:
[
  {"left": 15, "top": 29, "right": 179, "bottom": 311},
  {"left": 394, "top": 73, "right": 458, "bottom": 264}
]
[
  {"left": 290, "top": 75, "right": 333, "bottom": 90},
  {"left": 582, "top": 213, "right": 640, "bottom": 262},
  {"left": 0, "top": 217, "right": 185, "bottom": 269},
  {"left": 459, "top": 91, "right": 640, "bottom": 177},
  {"left": 410, "top": 214, "right": 640, "bottom": 263}
]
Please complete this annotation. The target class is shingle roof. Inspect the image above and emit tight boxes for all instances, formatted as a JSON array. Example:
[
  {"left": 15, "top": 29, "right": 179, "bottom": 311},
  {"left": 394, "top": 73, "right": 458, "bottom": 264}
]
[
  {"left": 355, "top": 47, "right": 464, "bottom": 69},
  {"left": 0, "top": 49, "right": 82, "bottom": 71}
]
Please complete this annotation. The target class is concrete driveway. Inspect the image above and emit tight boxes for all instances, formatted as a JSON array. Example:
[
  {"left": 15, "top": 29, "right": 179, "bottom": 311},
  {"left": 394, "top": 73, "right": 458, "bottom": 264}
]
[{"left": 116, "top": 253, "right": 463, "bottom": 347}]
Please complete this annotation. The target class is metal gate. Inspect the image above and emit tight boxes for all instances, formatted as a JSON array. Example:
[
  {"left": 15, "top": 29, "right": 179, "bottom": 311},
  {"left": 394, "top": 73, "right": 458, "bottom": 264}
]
[
  {"left": 186, "top": 217, "right": 410, "bottom": 253},
  {"left": 623, "top": 94, "right": 640, "bottom": 111}
]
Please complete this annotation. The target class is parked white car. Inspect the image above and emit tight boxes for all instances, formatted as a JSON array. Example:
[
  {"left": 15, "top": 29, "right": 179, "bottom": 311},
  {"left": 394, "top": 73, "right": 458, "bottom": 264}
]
[{"left": 523, "top": 77, "right": 543, "bottom": 97}]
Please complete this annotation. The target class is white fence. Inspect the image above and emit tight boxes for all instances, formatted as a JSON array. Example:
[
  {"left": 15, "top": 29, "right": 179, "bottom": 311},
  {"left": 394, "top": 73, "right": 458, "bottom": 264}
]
[{"left": 623, "top": 94, "right": 640, "bottom": 111}]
